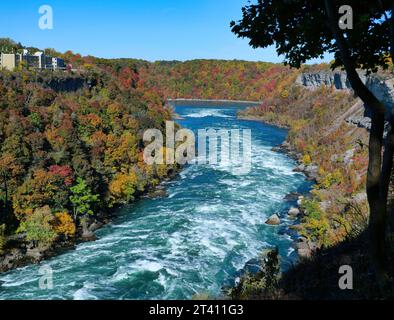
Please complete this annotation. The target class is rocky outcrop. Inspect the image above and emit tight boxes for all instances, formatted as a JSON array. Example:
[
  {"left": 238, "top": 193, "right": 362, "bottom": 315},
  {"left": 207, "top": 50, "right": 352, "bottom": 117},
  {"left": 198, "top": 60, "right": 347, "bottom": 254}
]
[
  {"left": 294, "top": 237, "right": 318, "bottom": 259},
  {"left": 0, "top": 241, "right": 72, "bottom": 273},
  {"left": 296, "top": 71, "right": 351, "bottom": 90},
  {"left": 0, "top": 249, "right": 27, "bottom": 272},
  {"left": 294, "top": 163, "right": 319, "bottom": 181},
  {"left": 44, "top": 77, "right": 88, "bottom": 92},
  {"left": 41, "top": 75, "right": 97, "bottom": 92},
  {"left": 297, "top": 71, "right": 394, "bottom": 112}
]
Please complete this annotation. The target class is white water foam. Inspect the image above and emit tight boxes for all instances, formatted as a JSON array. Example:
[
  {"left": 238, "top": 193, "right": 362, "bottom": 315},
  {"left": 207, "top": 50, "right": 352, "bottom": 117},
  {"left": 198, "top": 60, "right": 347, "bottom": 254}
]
[{"left": 184, "top": 109, "right": 232, "bottom": 118}]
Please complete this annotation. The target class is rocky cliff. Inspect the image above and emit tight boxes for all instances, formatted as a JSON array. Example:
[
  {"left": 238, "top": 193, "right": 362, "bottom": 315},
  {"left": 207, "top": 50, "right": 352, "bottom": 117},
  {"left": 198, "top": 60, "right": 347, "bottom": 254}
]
[
  {"left": 43, "top": 76, "right": 96, "bottom": 92},
  {"left": 41, "top": 74, "right": 97, "bottom": 92},
  {"left": 297, "top": 70, "right": 394, "bottom": 131},
  {"left": 296, "top": 70, "right": 394, "bottom": 111}
]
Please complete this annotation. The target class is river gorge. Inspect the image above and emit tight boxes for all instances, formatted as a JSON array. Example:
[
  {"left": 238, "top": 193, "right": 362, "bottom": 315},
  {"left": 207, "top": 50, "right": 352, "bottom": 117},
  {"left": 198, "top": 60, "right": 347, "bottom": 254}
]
[{"left": 0, "top": 103, "right": 311, "bottom": 300}]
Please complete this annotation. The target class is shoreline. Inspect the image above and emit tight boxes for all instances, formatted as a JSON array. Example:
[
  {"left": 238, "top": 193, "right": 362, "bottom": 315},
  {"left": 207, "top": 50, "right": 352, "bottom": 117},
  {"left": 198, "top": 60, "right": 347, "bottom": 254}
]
[
  {"left": 237, "top": 115, "right": 290, "bottom": 129},
  {"left": 222, "top": 113, "right": 318, "bottom": 298},
  {"left": 0, "top": 169, "right": 182, "bottom": 274},
  {"left": 1, "top": 108, "right": 315, "bottom": 288},
  {"left": 168, "top": 98, "right": 262, "bottom": 107},
  {"left": 237, "top": 114, "right": 319, "bottom": 259}
]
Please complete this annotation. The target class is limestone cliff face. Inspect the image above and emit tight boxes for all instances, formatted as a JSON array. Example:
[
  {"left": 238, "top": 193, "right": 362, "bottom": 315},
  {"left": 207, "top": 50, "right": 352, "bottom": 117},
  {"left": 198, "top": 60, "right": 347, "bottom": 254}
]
[
  {"left": 296, "top": 71, "right": 394, "bottom": 111},
  {"left": 44, "top": 77, "right": 90, "bottom": 92},
  {"left": 296, "top": 71, "right": 350, "bottom": 90},
  {"left": 39, "top": 75, "right": 97, "bottom": 92}
]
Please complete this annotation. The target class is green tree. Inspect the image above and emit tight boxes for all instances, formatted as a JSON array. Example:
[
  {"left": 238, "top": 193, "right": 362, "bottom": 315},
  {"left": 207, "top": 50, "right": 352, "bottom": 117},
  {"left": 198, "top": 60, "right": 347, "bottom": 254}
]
[
  {"left": 17, "top": 206, "right": 57, "bottom": 249},
  {"left": 28, "top": 112, "right": 43, "bottom": 131},
  {"left": 69, "top": 178, "right": 99, "bottom": 220},
  {"left": 231, "top": 0, "right": 394, "bottom": 286},
  {"left": 0, "top": 38, "right": 23, "bottom": 53}
]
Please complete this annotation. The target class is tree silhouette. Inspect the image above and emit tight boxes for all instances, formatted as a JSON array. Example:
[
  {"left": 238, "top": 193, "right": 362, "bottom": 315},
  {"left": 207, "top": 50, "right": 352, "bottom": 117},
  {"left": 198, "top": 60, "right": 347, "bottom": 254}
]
[
  {"left": 231, "top": 0, "right": 394, "bottom": 285},
  {"left": 0, "top": 167, "right": 9, "bottom": 224}
]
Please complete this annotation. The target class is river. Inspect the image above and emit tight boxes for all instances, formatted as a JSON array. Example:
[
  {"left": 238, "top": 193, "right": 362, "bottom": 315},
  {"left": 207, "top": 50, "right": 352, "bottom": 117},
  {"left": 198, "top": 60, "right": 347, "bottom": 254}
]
[{"left": 0, "top": 103, "right": 310, "bottom": 300}]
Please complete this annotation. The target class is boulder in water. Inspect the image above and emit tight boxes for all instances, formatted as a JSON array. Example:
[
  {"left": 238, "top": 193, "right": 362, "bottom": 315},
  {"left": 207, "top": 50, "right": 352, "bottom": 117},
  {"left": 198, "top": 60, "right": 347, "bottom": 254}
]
[
  {"left": 297, "top": 196, "right": 304, "bottom": 206},
  {"left": 284, "top": 192, "right": 301, "bottom": 201},
  {"left": 288, "top": 207, "right": 301, "bottom": 217},
  {"left": 265, "top": 214, "right": 281, "bottom": 226}
]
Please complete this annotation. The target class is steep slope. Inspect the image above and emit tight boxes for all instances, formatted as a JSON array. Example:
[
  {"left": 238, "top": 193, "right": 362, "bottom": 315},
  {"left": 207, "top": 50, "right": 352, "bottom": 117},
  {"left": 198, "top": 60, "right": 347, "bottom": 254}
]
[
  {"left": 233, "top": 67, "right": 394, "bottom": 299},
  {"left": 0, "top": 67, "right": 178, "bottom": 271}
]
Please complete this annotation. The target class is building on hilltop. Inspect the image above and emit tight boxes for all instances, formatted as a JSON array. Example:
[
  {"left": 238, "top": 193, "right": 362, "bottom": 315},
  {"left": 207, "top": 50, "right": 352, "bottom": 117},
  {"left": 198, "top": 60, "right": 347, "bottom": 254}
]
[
  {"left": 0, "top": 50, "right": 65, "bottom": 71},
  {"left": 0, "top": 53, "right": 21, "bottom": 70}
]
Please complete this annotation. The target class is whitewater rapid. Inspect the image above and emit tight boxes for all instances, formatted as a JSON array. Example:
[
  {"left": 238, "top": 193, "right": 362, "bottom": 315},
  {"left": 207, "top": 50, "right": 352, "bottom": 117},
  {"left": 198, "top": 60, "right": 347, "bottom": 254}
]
[{"left": 0, "top": 104, "right": 310, "bottom": 300}]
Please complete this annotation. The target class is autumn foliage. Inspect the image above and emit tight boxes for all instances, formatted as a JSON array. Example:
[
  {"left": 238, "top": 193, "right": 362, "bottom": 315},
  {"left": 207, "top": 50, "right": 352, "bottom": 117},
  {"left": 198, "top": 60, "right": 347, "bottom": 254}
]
[
  {"left": 239, "top": 78, "right": 370, "bottom": 246},
  {"left": 0, "top": 55, "right": 178, "bottom": 248}
]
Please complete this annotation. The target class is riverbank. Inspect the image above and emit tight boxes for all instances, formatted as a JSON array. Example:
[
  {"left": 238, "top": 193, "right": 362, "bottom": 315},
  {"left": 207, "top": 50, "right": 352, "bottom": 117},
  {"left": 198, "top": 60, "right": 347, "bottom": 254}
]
[
  {"left": 0, "top": 67, "right": 183, "bottom": 275},
  {"left": 168, "top": 98, "right": 262, "bottom": 108},
  {"left": 0, "top": 168, "right": 181, "bottom": 274},
  {"left": 210, "top": 112, "right": 318, "bottom": 300},
  {"left": 228, "top": 83, "right": 382, "bottom": 298},
  {"left": 270, "top": 140, "right": 319, "bottom": 259},
  {"left": 237, "top": 103, "right": 367, "bottom": 259},
  {"left": 0, "top": 103, "right": 311, "bottom": 300},
  {"left": 237, "top": 115, "right": 289, "bottom": 129}
]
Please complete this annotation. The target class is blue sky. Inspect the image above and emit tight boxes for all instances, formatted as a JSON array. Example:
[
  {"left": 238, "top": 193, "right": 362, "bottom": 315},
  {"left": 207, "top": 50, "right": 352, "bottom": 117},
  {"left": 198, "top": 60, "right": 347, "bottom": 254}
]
[{"left": 0, "top": 0, "right": 332, "bottom": 63}]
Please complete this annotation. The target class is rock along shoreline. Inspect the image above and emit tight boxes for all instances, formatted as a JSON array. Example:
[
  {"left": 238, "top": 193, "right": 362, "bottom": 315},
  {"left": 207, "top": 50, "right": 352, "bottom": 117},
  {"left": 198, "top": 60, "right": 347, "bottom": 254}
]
[
  {"left": 221, "top": 114, "right": 320, "bottom": 298},
  {"left": 239, "top": 114, "right": 319, "bottom": 260}
]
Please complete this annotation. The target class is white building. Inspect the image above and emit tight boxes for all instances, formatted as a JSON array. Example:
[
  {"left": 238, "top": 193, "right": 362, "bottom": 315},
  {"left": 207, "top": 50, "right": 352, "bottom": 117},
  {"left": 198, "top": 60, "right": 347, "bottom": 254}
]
[
  {"left": 51, "top": 57, "right": 65, "bottom": 70},
  {"left": 0, "top": 50, "right": 65, "bottom": 71}
]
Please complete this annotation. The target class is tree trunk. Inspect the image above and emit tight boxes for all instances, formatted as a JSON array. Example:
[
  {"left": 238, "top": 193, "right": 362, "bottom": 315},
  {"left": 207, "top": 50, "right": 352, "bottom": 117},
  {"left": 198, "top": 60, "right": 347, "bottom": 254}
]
[
  {"left": 381, "top": 117, "right": 394, "bottom": 220},
  {"left": 324, "top": 0, "right": 389, "bottom": 284},
  {"left": 368, "top": 111, "right": 388, "bottom": 284},
  {"left": 382, "top": 0, "right": 394, "bottom": 203},
  {"left": 391, "top": 0, "right": 394, "bottom": 61}
]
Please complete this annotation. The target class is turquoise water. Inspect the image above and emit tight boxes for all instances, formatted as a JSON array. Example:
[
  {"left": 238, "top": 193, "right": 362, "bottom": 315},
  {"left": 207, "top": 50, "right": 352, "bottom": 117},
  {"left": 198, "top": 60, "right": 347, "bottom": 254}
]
[{"left": 0, "top": 104, "right": 310, "bottom": 300}]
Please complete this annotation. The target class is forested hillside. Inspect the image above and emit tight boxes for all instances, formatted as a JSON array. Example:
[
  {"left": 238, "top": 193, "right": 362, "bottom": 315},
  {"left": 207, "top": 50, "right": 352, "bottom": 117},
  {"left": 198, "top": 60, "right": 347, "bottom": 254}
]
[
  {"left": 137, "top": 60, "right": 299, "bottom": 101},
  {"left": 0, "top": 50, "right": 305, "bottom": 270},
  {"left": 48, "top": 45, "right": 300, "bottom": 102},
  {"left": 0, "top": 54, "right": 178, "bottom": 268},
  {"left": 0, "top": 40, "right": 308, "bottom": 269},
  {"left": 2, "top": 39, "right": 390, "bottom": 299},
  {"left": 234, "top": 70, "right": 394, "bottom": 299},
  {"left": 240, "top": 81, "right": 370, "bottom": 247}
]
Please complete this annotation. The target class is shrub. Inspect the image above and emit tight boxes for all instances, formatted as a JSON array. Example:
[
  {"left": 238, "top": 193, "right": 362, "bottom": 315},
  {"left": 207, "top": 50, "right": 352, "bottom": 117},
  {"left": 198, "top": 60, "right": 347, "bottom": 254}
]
[
  {"left": 301, "top": 199, "right": 330, "bottom": 245},
  {"left": 321, "top": 169, "right": 343, "bottom": 189},
  {"left": 17, "top": 206, "right": 58, "bottom": 248},
  {"left": 280, "top": 89, "right": 289, "bottom": 98},
  {"left": 27, "top": 112, "right": 42, "bottom": 130},
  {"left": 229, "top": 249, "right": 280, "bottom": 300},
  {"left": 70, "top": 178, "right": 99, "bottom": 219},
  {"left": 301, "top": 199, "right": 322, "bottom": 220},
  {"left": 302, "top": 217, "right": 330, "bottom": 245},
  {"left": 108, "top": 171, "right": 138, "bottom": 206},
  {"left": 54, "top": 212, "right": 76, "bottom": 239},
  {"left": 302, "top": 154, "right": 312, "bottom": 166}
]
